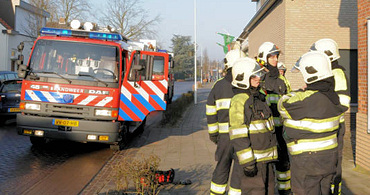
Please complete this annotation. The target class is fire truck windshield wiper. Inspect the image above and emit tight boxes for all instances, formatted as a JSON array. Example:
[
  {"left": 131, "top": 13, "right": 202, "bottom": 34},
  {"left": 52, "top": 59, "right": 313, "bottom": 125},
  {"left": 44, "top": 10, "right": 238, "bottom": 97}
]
[
  {"left": 38, "top": 71, "right": 72, "bottom": 84},
  {"left": 77, "top": 73, "right": 108, "bottom": 87}
]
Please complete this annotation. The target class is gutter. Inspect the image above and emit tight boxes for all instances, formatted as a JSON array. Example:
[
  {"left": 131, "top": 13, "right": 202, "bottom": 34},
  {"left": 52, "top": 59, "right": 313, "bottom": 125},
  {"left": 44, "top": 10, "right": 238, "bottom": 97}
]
[
  {"left": 2, "top": 29, "right": 36, "bottom": 39},
  {"left": 237, "top": 0, "right": 278, "bottom": 42}
]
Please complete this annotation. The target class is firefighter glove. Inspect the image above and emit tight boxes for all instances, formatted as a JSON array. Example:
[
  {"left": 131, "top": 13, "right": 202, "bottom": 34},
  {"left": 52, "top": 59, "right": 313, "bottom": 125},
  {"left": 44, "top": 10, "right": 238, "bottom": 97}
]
[
  {"left": 243, "top": 164, "right": 258, "bottom": 177},
  {"left": 209, "top": 134, "right": 219, "bottom": 144}
]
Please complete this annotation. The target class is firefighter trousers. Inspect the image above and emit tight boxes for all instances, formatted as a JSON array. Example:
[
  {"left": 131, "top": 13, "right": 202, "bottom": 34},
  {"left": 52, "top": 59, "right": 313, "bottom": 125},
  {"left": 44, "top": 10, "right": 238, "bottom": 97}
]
[
  {"left": 290, "top": 150, "right": 338, "bottom": 195},
  {"left": 331, "top": 121, "right": 345, "bottom": 195},
  {"left": 275, "top": 126, "right": 291, "bottom": 195},
  {"left": 210, "top": 134, "right": 242, "bottom": 195},
  {"left": 241, "top": 162, "right": 275, "bottom": 195}
]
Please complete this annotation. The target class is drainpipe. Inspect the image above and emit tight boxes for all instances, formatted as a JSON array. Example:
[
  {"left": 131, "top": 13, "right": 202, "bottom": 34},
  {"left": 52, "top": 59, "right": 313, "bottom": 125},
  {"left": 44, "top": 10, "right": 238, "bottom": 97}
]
[{"left": 367, "top": 18, "right": 370, "bottom": 134}]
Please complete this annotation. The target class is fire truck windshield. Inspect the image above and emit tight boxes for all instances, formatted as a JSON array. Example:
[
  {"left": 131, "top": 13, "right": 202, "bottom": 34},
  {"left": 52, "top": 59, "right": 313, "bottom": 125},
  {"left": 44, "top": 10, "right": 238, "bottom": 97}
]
[{"left": 28, "top": 39, "right": 119, "bottom": 84}]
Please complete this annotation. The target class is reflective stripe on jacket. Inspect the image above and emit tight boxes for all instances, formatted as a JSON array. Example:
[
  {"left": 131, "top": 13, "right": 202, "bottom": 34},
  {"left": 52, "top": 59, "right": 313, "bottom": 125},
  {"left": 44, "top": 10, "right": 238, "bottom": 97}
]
[
  {"left": 206, "top": 72, "right": 234, "bottom": 135},
  {"left": 278, "top": 90, "right": 347, "bottom": 155},
  {"left": 229, "top": 93, "right": 278, "bottom": 167},
  {"left": 263, "top": 73, "right": 291, "bottom": 128},
  {"left": 332, "top": 68, "right": 350, "bottom": 108}
]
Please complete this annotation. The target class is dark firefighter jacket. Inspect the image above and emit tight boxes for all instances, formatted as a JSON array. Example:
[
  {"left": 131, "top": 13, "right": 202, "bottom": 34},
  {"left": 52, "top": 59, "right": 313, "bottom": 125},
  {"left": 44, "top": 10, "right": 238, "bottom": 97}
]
[
  {"left": 332, "top": 60, "right": 350, "bottom": 123},
  {"left": 206, "top": 70, "right": 233, "bottom": 136},
  {"left": 277, "top": 79, "right": 348, "bottom": 156},
  {"left": 229, "top": 87, "right": 278, "bottom": 168},
  {"left": 261, "top": 65, "right": 291, "bottom": 127}
]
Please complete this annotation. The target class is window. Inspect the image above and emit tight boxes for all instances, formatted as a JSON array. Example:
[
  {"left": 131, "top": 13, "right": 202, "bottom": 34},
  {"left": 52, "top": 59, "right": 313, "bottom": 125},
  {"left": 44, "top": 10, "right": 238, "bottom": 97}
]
[{"left": 29, "top": 39, "right": 119, "bottom": 83}]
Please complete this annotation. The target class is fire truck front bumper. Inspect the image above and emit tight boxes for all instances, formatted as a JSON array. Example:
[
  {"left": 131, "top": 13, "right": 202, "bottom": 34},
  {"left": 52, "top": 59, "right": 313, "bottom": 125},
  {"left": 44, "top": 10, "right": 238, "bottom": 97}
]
[{"left": 16, "top": 114, "right": 120, "bottom": 144}]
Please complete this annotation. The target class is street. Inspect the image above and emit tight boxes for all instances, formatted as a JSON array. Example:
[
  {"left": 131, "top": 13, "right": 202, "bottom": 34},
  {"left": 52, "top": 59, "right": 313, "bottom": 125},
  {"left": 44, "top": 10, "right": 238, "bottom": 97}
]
[{"left": 0, "top": 81, "right": 194, "bottom": 195}]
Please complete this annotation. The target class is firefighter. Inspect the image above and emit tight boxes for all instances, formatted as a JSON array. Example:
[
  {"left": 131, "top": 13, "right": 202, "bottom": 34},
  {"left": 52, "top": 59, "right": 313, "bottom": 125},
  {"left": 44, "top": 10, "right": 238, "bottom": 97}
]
[
  {"left": 257, "top": 42, "right": 291, "bottom": 195},
  {"left": 229, "top": 57, "right": 278, "bottom": 195},
  {"left": 310, "top": 38, "right": 350, "bottom": 195},
  {"left": 278, "top": 51, "right": 348, "bottom": 195},
  {"left": 206, "top": 49, "right": 246, "bottom": 195},
  {"left": 278, "top": 62, "right": 287, "bottom": 76}
]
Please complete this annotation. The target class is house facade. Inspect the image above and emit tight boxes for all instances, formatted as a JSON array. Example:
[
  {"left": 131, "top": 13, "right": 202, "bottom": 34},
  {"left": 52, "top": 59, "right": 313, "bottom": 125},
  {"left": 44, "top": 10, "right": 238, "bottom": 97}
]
[
  {"left": 356, "top": 0, "right": 370, "bottom": 171},
  {"left": 238, "top": 0, "right": 357, "bottom": 103},
  {"left": 0, "top": 0, "right": 49, "bottom": 71},
  {"left": 238, "top": 0, "right": 369, "bottom": 170}
]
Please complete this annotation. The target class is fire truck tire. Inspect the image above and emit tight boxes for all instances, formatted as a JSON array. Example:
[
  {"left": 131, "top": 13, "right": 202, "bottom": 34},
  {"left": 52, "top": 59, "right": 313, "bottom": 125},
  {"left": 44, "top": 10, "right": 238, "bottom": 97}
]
[
  {"left": 118, "top": 124, "right": 130, "bottom": 150},
  {"left": 137, "top": 117, "right": 146, "bottom": 134},
  {"left": 30, "top": 136, "right": 47, "bottom": 146}
]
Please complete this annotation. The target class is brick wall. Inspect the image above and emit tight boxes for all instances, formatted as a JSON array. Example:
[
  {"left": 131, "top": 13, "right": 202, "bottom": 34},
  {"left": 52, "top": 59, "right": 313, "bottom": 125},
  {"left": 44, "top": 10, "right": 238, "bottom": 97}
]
[
  {"left": 246, "top": 0, "right": 357, "bottom": 90},
  {"left": 356, "top": 0, "right": 370, "bottom": 171},
  {"left": 355, "top": 113, "right": 370, "bottom": 170},
  {"left": 358, "top": 0, "right": 369, "bottom": 114},
  {"left": 248, "top": 1, "right": 286, "bottom": 62},
  {"left": 285, "top": 0, "right": 357, "bottom": 89}
]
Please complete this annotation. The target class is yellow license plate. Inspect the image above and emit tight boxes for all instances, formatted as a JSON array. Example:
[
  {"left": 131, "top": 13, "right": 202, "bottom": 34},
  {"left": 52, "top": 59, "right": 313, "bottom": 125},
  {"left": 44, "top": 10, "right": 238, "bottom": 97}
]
[
  {"left": 53, "top": 119, "right": 79, "bottom": 127},
  {"left": 9, "top": 108, "right": 21, "bottom": 112}
]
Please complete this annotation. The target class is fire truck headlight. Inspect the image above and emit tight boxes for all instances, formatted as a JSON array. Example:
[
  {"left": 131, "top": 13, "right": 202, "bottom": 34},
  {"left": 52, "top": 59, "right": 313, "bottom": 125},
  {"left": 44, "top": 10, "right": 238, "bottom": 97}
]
[
  {"left": 95, "top": 109, "right": 112, "bottom": 117},
  {"left": 25, "top": 103, "right": 41, "bottom": 111}
]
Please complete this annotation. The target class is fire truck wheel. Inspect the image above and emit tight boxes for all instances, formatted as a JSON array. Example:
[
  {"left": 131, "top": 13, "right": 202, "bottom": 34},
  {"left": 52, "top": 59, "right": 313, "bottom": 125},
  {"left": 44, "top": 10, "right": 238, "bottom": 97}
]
[
  {"left": 30, "top": 136, "right": 47, "bottom": 146},
  {"left": 137, "top": 117, "right": 146, "bottom": 134},
  {"left": 118, "top": 124, "right": 130, "bottom": 149}
]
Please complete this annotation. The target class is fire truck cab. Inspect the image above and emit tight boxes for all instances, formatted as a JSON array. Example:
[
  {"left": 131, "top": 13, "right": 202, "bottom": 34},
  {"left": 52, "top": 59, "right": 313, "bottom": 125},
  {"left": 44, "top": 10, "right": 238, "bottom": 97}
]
[{"left": 16, "top": 26, "right": 172, "bottom": 149}]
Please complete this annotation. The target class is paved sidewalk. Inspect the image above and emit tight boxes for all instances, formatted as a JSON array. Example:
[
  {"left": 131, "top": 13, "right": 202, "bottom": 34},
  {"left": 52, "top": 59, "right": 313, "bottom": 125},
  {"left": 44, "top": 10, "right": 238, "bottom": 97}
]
[
  {"left": 81, "top": 83, "right": 215, "bottom": 195},
  {"left": 81, "top": 82, "right": 370, "bottom": 195}
]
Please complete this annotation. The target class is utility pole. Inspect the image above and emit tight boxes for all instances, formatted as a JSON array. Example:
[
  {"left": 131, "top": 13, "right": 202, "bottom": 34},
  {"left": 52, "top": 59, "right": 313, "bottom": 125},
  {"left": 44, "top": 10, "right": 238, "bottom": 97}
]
[
  {"left": 194, "top": 0, "right": 197, "bottom": 104},
  {"left": 200, "top": 45, "right": 203, "bottom": 84}
]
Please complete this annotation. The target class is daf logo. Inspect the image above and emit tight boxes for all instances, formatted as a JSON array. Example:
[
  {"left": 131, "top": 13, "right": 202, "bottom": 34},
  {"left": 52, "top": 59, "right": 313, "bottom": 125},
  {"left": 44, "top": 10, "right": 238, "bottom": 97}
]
[{"left": 86, "top": 90, "right": 109, "bottom": 95}]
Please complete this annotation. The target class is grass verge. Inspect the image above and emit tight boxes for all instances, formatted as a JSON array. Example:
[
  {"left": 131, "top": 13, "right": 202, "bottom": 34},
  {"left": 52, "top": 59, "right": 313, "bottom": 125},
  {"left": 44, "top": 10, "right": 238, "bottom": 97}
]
[{"left": 160, "top": 91, "right": 194, "bottom": 127}]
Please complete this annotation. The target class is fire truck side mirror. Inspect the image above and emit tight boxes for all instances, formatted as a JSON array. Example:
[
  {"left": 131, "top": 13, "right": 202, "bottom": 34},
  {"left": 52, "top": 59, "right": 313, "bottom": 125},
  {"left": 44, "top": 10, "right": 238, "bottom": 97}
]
[
  {"left": 171, "top": 61, "right": 175, "bottom": 68},
  {"left": 132, "top": 65, "right": 144, "bottom": 71},
  {"left": 132, "top": 59, "right": 146, "bottom": 71},
  {"left": 18, "top": 64, "right": 28, "bottom": 78}
]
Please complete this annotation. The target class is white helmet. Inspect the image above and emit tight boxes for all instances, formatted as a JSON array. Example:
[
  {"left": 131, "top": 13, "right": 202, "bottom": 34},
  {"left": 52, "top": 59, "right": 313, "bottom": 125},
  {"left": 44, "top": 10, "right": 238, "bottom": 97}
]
[
  {"left": 231, "top": 57, "right": 265, "bottom": 89},
  {"left": 224, "top": 49, "right": 247, "bottom": 69},
  {"left": 278, "top": 62, "right": 287, "bottom": 71},
  {"left": 295, "top": 51, "right": 333, "bottom": 84},
  {"left": 310, "top": 38, "right": 340, "bottom": 61},
  {"left": 257, "top": 42, "right": 280, "bottom": 65}
]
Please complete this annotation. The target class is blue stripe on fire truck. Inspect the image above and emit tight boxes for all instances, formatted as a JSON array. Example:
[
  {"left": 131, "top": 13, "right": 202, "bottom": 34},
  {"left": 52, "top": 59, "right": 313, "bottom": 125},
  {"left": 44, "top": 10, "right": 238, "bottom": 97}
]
[
  {"left": 25, "top": 90, "right": 64, "bottom": 103},
  {"left": 25, "top": 91, "right": 33, "bottom": 101},
  {"left": 118, "top": 108, "right": 132, "bottom": 121},
  {"left": 119, "top": 93, "right": 146, "bottom": 120},
  {"left": 150, "top": 95, "right": 166, "bottom": 110},
  {"left": 33, "top": 91, "right": 48, "bottom": 102},
  {"left": 132, "top": 94, "right": 155, "bottom": 112}
]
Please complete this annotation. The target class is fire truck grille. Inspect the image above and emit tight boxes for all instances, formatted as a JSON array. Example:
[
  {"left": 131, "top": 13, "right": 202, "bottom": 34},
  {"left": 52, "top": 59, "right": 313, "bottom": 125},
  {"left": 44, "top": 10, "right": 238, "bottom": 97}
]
[{"left": 44, "top": 104, "right": 90, "bottom": 118}]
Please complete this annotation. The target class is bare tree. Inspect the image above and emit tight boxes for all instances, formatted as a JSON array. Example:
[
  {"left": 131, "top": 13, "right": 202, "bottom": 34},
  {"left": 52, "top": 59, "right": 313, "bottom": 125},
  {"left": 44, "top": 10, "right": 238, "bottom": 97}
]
[
  {"left": 28, "top": 0, "right": 57, "bottom": 22},
  {"left": 100, "top": 0, "right": 161, "bottom": 40},
  {"left": 21, "top": 0, "right": 55, "bottom": 39},
  {"left": 55, "top": 0, "right": 91, "bottom": 23},
  {"left": 201, "top": 48, "right": 210, "bottom": 80}
]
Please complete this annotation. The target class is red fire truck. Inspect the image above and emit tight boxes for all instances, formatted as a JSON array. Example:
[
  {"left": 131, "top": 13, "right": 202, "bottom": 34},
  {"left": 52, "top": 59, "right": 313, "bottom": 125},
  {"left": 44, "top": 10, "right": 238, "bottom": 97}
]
[{"left": 17, "top": 26, "right": 173, "bottom": 149}]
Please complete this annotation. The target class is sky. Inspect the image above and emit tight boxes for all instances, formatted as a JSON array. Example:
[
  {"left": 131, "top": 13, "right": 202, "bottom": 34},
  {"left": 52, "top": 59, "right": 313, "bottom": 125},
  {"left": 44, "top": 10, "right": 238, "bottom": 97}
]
[{"left": 90, "top": 0, "right": 257, "bottom": 61}]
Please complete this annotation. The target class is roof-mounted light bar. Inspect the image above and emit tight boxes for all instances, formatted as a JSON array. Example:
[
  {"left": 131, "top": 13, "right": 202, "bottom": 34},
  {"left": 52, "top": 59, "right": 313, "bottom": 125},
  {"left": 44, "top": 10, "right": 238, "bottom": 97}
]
[{"left": 40, "top": 27, "right": 123, "bottom": 41}]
